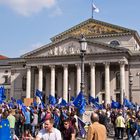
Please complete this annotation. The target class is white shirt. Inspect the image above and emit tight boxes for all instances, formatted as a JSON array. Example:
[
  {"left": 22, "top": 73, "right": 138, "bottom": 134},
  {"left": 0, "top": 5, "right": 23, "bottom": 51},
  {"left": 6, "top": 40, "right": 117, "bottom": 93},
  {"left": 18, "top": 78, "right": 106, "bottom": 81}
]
[{"left": 37, "top": 128, "right": 62, "bottom": 140}]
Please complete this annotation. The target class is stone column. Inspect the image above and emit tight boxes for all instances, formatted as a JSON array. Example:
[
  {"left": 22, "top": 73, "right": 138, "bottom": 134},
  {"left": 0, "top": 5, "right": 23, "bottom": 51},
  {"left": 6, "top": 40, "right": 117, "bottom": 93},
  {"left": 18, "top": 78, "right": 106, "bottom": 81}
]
[
  {"left": 10, "top": 69, "right": 16, "bottom": 98},
  {"left": 90, "top": 63, "right": 96, "bottom": 98},
  {"left": 50, "top": 65, "right": 55, "bottom": 97},
  {"left": 38, "top": 65, "right": 43, "bottom": 92},
  {"left": 76, "top": 64, "right": 81, "bottom": 95},
  {"left": 63, "top": 64, "right": 68, "bottom": 102},
  {"left": 105, "top": 62, "right": 110, "bottom": 105},
  {"left": 120, "top": 61, "right": 125, "bottom": 104},
  {"left": 26, "top": 66, "right": 31, "bottom": 98}
]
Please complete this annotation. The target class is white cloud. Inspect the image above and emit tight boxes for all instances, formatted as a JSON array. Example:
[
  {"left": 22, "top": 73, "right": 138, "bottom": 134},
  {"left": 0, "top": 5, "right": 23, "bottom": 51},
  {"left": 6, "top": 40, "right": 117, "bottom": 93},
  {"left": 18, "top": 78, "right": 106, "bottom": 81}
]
[{"left": 0, "top": 0, "right": 60, "bottom": 16}]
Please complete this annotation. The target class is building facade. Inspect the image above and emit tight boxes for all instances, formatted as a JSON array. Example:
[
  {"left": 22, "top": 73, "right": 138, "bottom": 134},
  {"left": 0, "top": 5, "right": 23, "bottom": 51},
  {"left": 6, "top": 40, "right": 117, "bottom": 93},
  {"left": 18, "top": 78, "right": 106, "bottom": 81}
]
[{"left": 1, "top": 18, "right": 140, "bottom": 104}]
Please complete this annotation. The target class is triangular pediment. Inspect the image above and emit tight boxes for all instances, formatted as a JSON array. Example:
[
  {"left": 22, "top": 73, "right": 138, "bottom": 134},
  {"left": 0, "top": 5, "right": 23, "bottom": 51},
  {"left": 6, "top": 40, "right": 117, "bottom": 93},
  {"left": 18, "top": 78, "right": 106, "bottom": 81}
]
[
  {"left": 51, "top": 18, "right": 134, "bottom": 42},
  {"left": 22, "top": 37, "right": 127, "bottom": 58}
]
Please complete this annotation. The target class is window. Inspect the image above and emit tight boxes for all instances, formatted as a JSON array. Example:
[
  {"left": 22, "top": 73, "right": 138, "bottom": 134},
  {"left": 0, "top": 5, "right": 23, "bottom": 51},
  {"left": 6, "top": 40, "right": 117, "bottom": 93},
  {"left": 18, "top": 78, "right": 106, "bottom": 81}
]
[
  {"left": 3, "top": 75, "right": 9, "bottom": 84},
  {"left": 22, "top": 76, "right": 26, "bottom": 91},
  {"left": 110, "top": 40, "right": 120, "bottom": 47},
  {"left": 116, "top": 93, "right": 120, "bottom": 103},
  {"left": 116, "top": 72, "right": 120, "bottom": 90},
  {"left": 101, "top": 72, "right": 105, "bottom": 90}
]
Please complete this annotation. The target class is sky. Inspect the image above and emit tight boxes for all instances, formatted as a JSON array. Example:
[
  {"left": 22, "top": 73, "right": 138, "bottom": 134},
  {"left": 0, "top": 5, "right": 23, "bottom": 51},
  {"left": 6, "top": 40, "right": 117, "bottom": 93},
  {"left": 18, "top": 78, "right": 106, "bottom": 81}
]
[{"left": 0, "top": 0, "right": 140, "bottom": 58}]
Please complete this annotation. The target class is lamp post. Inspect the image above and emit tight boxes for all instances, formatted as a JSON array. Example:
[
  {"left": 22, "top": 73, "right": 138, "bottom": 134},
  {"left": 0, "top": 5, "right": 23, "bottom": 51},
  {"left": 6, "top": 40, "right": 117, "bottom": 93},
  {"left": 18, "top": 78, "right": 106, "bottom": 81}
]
[
  {"left": 68, "top": 85, "right": 71, "bottom": 103},
  {"left": 79, "top": 36, "right": 87, "bottom": 94},
  {"left": 129, "top": 72, "right": 133, "bottom": 102}
]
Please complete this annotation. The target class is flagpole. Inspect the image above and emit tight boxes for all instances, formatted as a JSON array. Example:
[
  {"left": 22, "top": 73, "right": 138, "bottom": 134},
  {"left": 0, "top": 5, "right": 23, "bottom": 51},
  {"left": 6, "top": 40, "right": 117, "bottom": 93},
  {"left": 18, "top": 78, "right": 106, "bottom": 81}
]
[{"left": 91, "top": 0, "right": 93, "bottom": 19}]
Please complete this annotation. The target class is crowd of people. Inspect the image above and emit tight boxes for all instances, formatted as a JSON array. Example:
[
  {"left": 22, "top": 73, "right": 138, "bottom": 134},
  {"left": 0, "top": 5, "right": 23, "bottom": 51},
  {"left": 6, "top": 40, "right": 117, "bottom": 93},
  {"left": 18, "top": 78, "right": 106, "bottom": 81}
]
[{"left": 0, "top": 99, "right": 140, "bottom": 140}]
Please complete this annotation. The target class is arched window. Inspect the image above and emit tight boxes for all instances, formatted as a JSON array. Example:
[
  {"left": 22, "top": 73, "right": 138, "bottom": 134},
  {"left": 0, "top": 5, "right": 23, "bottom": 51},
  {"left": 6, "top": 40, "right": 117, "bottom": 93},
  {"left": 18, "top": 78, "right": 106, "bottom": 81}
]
[
  {"left": 110, "top": 40, "right": 120, "bottom": 47},
  {"left": 101, "top": 72, "right": 105, "bottom": 90},
  {"left": 116, "top": 72, "right": 120, "bottom": 90},
  {"left": 22, "top": 76, "right": 26, "bottom": 91}
]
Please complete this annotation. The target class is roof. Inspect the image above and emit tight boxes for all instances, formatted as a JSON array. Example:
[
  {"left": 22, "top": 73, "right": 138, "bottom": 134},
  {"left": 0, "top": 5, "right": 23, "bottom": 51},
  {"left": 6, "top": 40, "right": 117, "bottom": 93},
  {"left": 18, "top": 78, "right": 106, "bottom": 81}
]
[{"left": 0, "top": 55, "right": 8, "bottom": 60}]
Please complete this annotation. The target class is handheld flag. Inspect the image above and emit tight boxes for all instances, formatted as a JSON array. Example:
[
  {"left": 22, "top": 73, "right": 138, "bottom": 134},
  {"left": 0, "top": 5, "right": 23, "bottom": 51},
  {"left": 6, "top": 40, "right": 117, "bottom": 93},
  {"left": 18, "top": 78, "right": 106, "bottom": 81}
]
[
  {"left": 123, "top": 98, "right": 133, "bottom": 108},
  {"left": 0, "top": 119, "right": 12, "bottom": 140},
  {"left": 78, "top": 117, "right": 86, "bottom": 138},
  {"left": 59, "top": 98, "right": 67, "bottom": 106},
  {"left": 111, "top": 100, "right": 121, "bottom": 109},
  {"left": 36, "top": 89, "right": 43, "bottom": 103},
  {"left": 73, "top": 91, "right": 86, "bottom": 115},
  {"left": 0, "top": 86, "right": 6, "bottom": 101},
  {"left": 49, "top": 95, "right": 56, "bottom": 105}
]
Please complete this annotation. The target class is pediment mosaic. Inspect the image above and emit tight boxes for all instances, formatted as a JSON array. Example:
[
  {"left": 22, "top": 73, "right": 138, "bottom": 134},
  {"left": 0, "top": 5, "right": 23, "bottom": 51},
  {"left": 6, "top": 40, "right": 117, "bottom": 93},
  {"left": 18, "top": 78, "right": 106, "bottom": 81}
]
[{"left": 51, "top": 19, "right": 129, "bottom": 42}]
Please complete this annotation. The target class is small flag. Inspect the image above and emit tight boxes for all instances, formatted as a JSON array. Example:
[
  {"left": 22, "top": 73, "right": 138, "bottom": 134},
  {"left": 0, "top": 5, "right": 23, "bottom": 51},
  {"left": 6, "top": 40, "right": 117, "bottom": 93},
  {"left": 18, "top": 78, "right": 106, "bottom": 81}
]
[
  {"left": 78, "top": 117, "right": 86, "bottom": 138},
  {"left": 92, "top": 3, "right": 99, "bottom": 13}
]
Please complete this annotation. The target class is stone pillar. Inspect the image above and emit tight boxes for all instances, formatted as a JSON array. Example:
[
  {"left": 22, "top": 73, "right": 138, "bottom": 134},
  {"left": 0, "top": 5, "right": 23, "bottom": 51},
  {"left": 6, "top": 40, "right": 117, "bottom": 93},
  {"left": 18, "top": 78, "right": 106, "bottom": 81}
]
[
  {"left": 76, "top": 64, "right": 81, "bottom": 95},
  {"left": 63, "top": 64, "right": 68, "bottom": 102},
  {"left": 50, "top": 65, "right": 55, "bottom": 97},
  {"left": 10, "top": 69, "right": 16, "bottom": 98},
  {"left": 120, "top": 61, "right": 125, "bottom": 104},
  {"left": 38, "top": 65, "right": 43, "bottom": 92},
  {"left": 105, "top": 62, "right": 110, "bottom": 105},
  {"left": 90, "top": 63, "right": 96, "bottom": 98},
  {"left": 26, "top": 66, "right": 31, "bottom": 98}
]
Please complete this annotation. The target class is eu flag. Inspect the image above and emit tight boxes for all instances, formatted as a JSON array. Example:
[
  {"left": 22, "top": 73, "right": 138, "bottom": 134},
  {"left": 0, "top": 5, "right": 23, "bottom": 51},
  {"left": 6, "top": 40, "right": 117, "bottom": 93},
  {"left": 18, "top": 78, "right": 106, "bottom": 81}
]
[
  {"left": 36, "top": 89, "right": 43, "bottom": 101},
  {"left": 0, "top": 118, "right": 12, "bottom": 140},
  {"left": 78, "top": 117, "right": 86, "bottom": 137},
  {"left": 111, "top": 100, "right": 121, "bottom": 109},
  {"left": 0, "top": 86, "right": 6, "bottom": 101},
  {"left": 123, "top": 98, "right": 133, "bottom": 108},
  {"left": 73, "top": 91, "right": 86, "bottom": 115},
  {"left": 49, "top": 95, "right": 56, "bottom": 105},
  {"left": 59, "top": 98, "right": 67, "bottom": 106}
]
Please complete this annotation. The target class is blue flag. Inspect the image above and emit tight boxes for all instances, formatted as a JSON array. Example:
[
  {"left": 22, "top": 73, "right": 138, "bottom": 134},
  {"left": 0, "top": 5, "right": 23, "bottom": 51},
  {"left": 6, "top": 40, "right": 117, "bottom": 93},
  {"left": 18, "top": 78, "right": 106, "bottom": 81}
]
[
  {"left": 0, "top": 118, "right": 12, "bottom": 140},
  {"left": 49, "top": 95, "right": 56, "bottom": 105},
  {"left": 60, "top": 98, "right": 67, "bottom": 106},
  {"left": 111, "top": 100, "right": 121, "bottom": 109},
  {"left": 36, "top": 89, "right": 43, "bottom": 101},
  {"left": 11, "top": 97, "right": 16, "bottom": 103},
  {"left": 88, "top": 96, "right": 99, "bottom": 104},
  {"left": 0, "top": 86, "right": 6, "bottom": 101},
  {"left": 73, "top": 91, "right": 86, "bottom": 115},
  {"left": 123, "top": 98, "right": 133, "bottom": 108},
  {"left": 78, "top": 117, "right": 86, "bottom": 137},
  {"left": 16, "top": 99, "right": 23, "bottom": 105}
]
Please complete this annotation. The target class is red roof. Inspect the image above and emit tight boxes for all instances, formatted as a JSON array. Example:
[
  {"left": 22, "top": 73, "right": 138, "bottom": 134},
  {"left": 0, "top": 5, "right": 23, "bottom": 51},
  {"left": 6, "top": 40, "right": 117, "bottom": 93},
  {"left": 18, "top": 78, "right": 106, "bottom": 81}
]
[{"left": 0, "top": 55, "right": 8, "bottom": 60}]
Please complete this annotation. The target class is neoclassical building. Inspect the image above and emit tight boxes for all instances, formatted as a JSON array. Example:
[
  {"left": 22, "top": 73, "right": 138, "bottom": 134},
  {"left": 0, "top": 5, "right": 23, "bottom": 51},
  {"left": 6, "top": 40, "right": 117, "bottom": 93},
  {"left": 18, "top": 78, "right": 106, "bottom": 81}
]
[{"left": 1, "top": 18, "right": 140, "bottom": 104}]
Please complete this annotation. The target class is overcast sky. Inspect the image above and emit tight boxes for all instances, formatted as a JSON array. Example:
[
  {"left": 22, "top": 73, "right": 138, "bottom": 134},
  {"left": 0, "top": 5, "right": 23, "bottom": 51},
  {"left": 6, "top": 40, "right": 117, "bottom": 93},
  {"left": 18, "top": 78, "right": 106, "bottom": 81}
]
[{"left": 0, "top": 0, "right": 140, "bottom": 58}]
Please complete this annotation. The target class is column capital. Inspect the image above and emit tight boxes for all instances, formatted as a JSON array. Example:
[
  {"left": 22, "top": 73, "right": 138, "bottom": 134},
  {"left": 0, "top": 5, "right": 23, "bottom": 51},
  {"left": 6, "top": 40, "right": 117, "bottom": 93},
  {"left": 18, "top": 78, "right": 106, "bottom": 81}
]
[
  {"left": 26, "top": 66, "right": 31, "bottom": 69},
  {"left": 49, "top": 65, "right": 55, "bottom": 69},
  {"left": 62, "top": 64, "right": 68, "bottom": 68},
  {"left": 89, "top": 62, "right": 96, "bottom": 67},
  {"left": 119, "top": 60, "right": 126, "bottom": 66},
  {"left": 37, "top": 65, "right": 43, "bottom": 69},
  {"left": 75, "top": 63, "right": 81, "bottom": 68},
  {"left": 104, "top": 61, "right": 110, "bottom": 66}
]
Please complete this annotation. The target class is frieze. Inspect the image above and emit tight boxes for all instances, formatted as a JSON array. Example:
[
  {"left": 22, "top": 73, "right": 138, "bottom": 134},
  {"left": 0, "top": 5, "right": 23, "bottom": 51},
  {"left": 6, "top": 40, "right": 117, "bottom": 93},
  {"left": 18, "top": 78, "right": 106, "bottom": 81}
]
[{"left": 47, "top": 43, "right": 81, "bottom": 56}]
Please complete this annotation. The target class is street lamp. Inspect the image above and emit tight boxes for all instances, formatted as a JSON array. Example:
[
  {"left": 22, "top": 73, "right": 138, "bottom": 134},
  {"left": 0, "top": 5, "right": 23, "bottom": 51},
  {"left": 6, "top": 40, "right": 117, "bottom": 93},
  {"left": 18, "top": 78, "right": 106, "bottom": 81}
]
[
  {"left": 79, "top": 36, "right": 87, "bottom": 94},
  {"left": 68, "top": 85, "right": 71, "bottom": 102},
  {"left": 129, "top": 72, "right": 133, "bottom": 102}
]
